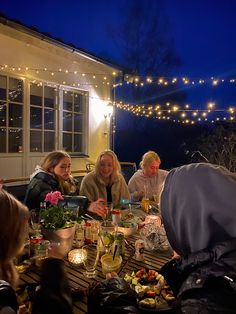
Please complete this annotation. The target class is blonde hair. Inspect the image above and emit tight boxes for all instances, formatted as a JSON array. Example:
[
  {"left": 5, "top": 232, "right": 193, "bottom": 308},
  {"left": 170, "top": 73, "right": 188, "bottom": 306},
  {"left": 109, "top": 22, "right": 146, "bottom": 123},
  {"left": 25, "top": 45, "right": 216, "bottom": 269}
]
[
  {"left": 40, "top": 150, "right": 76, "bottom": 194},
  {"left": 140, "top": 151, "right": 161, "bottom": 169},
  {"left": 94, "top": 150, "right": 121, "bottom": 183},
  {"left": 0, "top": 189, "right": 29, "bottom": 287}
]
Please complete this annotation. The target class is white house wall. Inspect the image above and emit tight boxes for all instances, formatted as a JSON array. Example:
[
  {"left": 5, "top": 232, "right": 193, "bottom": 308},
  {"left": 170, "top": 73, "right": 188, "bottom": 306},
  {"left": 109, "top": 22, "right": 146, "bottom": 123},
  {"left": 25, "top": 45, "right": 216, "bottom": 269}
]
[{"left": 0, "top": 21, "right": 119, "bottom": 180}]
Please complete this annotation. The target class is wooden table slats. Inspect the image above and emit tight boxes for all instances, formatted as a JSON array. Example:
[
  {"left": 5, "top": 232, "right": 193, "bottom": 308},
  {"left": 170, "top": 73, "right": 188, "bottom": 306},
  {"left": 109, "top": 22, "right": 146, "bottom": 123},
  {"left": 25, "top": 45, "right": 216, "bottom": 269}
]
[{"left": 19, "top": 233, "right": 172, "bottom": 314}]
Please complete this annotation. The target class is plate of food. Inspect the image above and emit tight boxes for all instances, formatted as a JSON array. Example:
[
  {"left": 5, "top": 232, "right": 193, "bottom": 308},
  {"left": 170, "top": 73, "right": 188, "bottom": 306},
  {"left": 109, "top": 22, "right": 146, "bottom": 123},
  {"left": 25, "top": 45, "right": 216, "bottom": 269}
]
[{"left": 123, "top": 267, "right": 175, "bottom": 312}]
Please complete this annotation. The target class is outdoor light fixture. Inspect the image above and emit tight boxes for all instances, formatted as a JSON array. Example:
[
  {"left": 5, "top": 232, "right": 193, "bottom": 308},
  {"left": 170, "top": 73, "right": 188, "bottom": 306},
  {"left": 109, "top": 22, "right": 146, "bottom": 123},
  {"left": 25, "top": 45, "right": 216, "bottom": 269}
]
[{"left": 104, "top": 103, "right": 114, "bottom": 119}]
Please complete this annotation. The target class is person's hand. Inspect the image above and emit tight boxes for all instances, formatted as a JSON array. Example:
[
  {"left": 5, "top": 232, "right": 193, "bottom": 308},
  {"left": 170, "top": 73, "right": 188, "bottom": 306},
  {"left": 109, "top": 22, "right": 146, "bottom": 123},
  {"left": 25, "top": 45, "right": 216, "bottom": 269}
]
[
  {"left": 106, "top": 272, "right": 119, "bottom": 279},
  {"left": 135, "top": 190, "right": 144, "bottom": 200},
  {"left": 88, "top": 198, "right": 107, "bottom": 218},
  {"left": 171, "top": 250, "right": 180, "bottom": 260}
]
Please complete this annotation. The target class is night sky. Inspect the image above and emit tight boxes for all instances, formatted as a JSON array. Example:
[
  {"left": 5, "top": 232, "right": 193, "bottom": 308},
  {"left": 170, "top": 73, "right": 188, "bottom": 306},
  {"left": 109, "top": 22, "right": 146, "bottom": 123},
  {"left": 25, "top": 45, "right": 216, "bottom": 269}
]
[{"left": 1, "top": 0, "right": 235, "bottom": 167}]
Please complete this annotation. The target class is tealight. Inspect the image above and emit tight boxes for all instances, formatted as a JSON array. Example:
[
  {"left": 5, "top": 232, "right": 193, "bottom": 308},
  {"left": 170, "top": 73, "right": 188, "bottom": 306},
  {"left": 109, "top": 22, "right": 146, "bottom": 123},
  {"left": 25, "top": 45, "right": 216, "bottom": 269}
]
[{"left": 68, "top": 249, "right": 86, "bottom": 266}]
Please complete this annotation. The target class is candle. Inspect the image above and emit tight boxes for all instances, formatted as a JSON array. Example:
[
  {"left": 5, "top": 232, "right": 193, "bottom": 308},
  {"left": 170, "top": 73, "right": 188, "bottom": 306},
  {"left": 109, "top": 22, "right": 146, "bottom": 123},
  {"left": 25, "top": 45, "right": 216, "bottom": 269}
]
[{"left": 68, "top": 249, "right": 86, "bottom": 266}]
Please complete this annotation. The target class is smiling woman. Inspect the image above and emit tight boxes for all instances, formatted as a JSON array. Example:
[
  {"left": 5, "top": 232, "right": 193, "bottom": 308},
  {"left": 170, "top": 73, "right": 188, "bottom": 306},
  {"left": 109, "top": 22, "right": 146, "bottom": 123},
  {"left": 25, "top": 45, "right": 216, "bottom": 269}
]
[{"left": 79, "top": 149, "right": 130, "bottom": 208}]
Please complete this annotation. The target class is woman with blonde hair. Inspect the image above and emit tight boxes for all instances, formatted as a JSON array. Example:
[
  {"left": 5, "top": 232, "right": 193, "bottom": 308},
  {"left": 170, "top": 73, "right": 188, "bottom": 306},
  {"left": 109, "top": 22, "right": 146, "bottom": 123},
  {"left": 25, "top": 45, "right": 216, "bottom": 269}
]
[
  {"left": 80, "top": 150, "right": 130, "bottom": 209},
  {"left": 0, "top": 189, "right": 29, "bottom": 313},
  {"left": 128, "top": 150, "right": 168, "bottom": 202}
]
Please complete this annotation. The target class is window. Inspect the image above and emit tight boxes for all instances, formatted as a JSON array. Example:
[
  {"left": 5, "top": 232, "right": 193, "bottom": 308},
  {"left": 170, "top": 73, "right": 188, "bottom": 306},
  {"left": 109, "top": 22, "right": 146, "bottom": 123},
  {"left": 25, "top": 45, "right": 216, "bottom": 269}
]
[
  {"left": 0, "top": 74, "right": 88, "bottom": 155},
  {"left": 0, "top": 75, "right": 23, "bottom": 152},
  {"left": 62, "top": 90, "right": 87, "bottom": 153},
  {"left": 30, "top": 83, "right": 56, "bottom": 152}
]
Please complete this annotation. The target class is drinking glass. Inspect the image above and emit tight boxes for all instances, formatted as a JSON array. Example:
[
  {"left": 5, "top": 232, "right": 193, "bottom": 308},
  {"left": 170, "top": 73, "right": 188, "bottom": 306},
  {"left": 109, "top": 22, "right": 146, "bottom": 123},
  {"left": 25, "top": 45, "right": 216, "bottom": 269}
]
[
  {"left": 103, "top": 202, "right": 113, "bottom": 222},
  {"left": 30, "top": 209, "right": 41, "bottom": 235},
  {"left": 98, "top": 221, "right": 115, "bottom": 254},
  {"left": 82, "top": 244, "right": 99, "bottom": 278}
]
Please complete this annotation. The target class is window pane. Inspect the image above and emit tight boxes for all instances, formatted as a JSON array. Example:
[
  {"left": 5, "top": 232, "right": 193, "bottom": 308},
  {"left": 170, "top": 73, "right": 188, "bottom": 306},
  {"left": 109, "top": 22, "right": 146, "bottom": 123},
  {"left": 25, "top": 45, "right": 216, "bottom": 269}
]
[
  {"left": 63, "top": 112, "right": 72, "bottom": 131},
  {"left": 30, "top": 130, "right": 42, "bottom": 152},
  {"left": 0, "top": 128, "right": 6, "bottom": 152},
  {"left": 63, "top": 91, "right": 72, "bottom": 111},
  {"left": 44, "top": 131, "right": 55, "bottom": 151},
  {"left": 74, "top": 114, "right": 82, "bottom": 132},
  {"left": 9, "top": 128, "right": 22, "bottom": 152},
  {"left": 0, "top": 102, "right": 6, "bottom": 126},
  {"left": 63, "top": 133, "right": 72, "bottom": 152},
  {"left": 44, "top": 108, "right": 55, "bottom": 130},
  {"left": 30, "top": 107, "right": 42, "bottom": 129},
  {"left": 74, "top": 94, "right": 83, "bottom": 112},
  {"left": 30, "top": 83, "right": 42, "bottom": 106},
  {"left": 44, "top": 86, "right": 55, "bottom": 108},
  {"left": 9, "top": 103, "right": 23, "bottom": 127},
  {"left": 0, "top": 75, "right": 6, "bottom": 100},
  {"left": 74, "top": 134, "right": 82, "bottom": 152},
  {"left": 9, "top": 78, "right": 23, "bottom": 103}
]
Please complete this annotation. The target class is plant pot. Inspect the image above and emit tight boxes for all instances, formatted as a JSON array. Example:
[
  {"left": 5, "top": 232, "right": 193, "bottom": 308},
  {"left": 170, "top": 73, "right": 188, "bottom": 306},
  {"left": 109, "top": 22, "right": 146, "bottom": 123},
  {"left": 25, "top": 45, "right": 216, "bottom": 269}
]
[{"left": 41, "top": 225, "right": 76, "bottom": 258}]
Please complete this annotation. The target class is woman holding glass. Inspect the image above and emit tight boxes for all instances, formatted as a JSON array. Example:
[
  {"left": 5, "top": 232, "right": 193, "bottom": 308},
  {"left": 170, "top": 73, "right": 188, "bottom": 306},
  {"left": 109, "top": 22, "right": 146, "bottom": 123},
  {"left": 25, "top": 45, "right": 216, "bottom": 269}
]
[
  {"left": 128, "top": 150, "right": 168, "bottom": 203},
  {"left": 79, "top": 149, "right": 130, "bottom": 209}
]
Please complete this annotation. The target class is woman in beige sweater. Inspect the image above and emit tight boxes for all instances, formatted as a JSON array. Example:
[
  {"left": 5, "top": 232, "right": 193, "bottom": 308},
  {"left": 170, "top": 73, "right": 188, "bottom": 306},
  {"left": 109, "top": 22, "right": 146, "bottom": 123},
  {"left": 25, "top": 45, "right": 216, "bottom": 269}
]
[{"left": 80, "top": 150, "right": 130, "bottom": 210}]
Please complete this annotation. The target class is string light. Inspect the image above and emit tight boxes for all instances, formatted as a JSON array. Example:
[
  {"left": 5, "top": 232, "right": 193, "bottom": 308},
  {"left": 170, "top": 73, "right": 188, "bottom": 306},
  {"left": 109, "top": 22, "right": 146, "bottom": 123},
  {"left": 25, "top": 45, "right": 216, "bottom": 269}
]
[{"left": 112, "top": 101, "right": 236, "bottom": 124}]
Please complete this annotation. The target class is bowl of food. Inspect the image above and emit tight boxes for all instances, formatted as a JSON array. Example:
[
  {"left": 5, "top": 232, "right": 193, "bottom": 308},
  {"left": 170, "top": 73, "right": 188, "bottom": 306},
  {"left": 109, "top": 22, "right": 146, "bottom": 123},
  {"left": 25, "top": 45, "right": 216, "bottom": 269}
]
[{"left": 117, "top": 221, "right": 138, "bottom": 237}]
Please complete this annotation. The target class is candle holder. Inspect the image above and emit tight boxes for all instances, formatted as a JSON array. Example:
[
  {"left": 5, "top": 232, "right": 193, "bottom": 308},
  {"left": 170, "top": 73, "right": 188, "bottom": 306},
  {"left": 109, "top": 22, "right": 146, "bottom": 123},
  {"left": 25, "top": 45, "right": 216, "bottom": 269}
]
[{"left": 68, "top": 249, "right": 86, "bottom": 267}]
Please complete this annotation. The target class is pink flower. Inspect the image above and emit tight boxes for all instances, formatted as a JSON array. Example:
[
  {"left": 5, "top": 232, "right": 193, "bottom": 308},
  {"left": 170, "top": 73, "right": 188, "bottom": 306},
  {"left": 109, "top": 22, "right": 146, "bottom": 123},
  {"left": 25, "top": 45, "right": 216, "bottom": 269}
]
[{"left": 44, "top": 191, "right": 64, "bottom": 205}]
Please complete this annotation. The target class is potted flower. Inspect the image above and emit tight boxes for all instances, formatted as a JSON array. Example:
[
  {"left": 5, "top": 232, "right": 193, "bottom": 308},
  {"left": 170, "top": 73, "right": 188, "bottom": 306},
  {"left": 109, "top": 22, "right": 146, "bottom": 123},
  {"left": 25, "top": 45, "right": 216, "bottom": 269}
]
[{"left": 40, "top": 191, "right": 81, "bottom": 257}]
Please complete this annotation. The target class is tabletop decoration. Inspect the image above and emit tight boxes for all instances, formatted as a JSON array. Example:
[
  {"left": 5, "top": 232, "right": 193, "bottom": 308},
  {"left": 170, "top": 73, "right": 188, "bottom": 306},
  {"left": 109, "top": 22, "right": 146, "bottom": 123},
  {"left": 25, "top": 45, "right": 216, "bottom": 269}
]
[
  {"left": 40, "top": 191, "right": 82, "bottom": 257},
  {"left": 68, "top": 248, "right": 87, "bottom": 267},
  {"left": 41, "top": 191, "right": 82, "bottom": 230}
]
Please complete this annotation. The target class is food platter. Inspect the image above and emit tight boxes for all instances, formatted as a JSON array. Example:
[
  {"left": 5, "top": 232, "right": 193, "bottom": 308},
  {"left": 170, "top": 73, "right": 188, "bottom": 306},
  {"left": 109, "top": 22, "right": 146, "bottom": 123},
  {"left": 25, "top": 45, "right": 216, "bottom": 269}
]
[{"left": 123, "top": 267, "right": 175, "bottom": 312}]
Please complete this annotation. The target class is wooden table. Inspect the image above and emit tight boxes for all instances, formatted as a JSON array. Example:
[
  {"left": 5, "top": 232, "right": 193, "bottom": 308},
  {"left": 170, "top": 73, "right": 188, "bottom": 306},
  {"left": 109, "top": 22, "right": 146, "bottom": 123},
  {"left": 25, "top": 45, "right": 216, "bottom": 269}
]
[{"left": 19, "top": 234, "right": 172, "bottom": 314}]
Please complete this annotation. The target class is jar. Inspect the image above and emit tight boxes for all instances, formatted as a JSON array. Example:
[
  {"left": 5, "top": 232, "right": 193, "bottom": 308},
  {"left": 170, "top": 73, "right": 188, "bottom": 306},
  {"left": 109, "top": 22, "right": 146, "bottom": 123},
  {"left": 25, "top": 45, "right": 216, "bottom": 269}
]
[
  {"left": 84, "top": 222, "right": 92, "bottom": 244},
  {"left": 135, "top": 239, "right": 145, "bottom": 261},
  {"left": 75, "top": 223, "right": 84, "bottom": 248}
]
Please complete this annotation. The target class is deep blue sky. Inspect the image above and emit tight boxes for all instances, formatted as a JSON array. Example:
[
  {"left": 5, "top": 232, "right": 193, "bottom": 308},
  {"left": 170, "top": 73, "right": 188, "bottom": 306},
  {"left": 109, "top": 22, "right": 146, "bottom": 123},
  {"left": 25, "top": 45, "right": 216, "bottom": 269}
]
[
  {"left": 1, "top": 1, "right": 236, "bottom": 113},
  {"left": 1, "top": 0, "right": 236, "bottom": 78},
  {"left": 1, "top": 0, "right": 235, "bottom": 167}
]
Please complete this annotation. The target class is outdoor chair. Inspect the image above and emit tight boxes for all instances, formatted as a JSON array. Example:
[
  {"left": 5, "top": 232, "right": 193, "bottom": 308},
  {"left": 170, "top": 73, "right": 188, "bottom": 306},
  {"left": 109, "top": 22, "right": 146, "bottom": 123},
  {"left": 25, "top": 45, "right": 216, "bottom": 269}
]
[{"left": 120, "top": 161, "right": 137, "bottom": 184}]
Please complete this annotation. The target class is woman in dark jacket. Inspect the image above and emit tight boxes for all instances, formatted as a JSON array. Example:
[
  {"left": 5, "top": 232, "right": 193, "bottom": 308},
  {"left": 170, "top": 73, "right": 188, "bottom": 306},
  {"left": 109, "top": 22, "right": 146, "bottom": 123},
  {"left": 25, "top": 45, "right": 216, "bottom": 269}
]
[
  {"left": 24, "top": 150, "right": 106, "bottom": 217},
  {"left": 160, "top": 163, "right": 236, "bottom": 313},
  {"left": 24, "top": 151, "right": 79, "bottom": 210}
]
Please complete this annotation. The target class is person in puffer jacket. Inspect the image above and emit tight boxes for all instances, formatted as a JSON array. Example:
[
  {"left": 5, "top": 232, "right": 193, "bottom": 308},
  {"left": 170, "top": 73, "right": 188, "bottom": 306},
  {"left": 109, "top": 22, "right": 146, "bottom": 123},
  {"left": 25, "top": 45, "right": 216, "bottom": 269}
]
[{"left": 160, "top": 163, "right": 236, "bottom": 314}]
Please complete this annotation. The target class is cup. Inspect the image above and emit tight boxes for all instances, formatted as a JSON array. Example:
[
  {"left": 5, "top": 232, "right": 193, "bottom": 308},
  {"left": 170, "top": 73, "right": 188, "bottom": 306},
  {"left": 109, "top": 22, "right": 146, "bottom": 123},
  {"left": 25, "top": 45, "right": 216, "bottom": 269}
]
[
  {"left": 34, "top": 240, "right": 50, "bottom": 267},
  {"left": 30, "top": 209, "right": 41, "bottom": 235},
  {"left": 141, "top": 198, "right": 150, "bottom": 213},
  {"left": 82, "top": 244, "right": 99, "bottom": 278},
  {"left": 111, "top": 209, "right": 122, "bottom": 225},
  {"left": 103, "top": 202, "right": 113, "bottom": 221},
  {"left": 101, "top": 253, "right": 122, "bottom": 275}
]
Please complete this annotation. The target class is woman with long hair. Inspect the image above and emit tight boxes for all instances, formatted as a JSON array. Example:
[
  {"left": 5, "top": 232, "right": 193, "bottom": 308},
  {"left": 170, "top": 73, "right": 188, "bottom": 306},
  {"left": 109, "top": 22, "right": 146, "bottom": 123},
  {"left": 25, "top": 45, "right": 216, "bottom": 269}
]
[
  {"left": 24, "top": 150, "right": 106, "bottom": 217},
  {"left": 80, "top": 150, "right": 130, "bottom": 209},
  {"left": 0, "top": 189, "right": 29, "bottom": 313}
]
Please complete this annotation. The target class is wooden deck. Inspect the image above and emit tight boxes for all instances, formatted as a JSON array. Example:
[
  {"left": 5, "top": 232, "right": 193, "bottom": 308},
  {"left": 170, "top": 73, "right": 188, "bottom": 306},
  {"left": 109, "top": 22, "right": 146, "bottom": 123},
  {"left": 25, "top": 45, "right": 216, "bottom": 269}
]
[{"left": 19, "top": 234, "right": 172, "bottom": 314}]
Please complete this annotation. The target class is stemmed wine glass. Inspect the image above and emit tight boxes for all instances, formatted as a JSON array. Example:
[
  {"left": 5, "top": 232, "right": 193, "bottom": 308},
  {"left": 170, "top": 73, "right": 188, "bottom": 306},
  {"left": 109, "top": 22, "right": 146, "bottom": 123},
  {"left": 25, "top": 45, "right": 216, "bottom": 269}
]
[{"left": 30, "top": 209, "right": 41, "bottom": 236}]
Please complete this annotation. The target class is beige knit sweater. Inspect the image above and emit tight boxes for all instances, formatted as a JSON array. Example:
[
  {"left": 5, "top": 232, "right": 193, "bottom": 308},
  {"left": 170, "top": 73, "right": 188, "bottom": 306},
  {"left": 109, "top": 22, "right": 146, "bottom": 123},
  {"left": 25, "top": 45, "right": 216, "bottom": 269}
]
[{"left": 79, "top": 171, "right": 130, "bottom": 207}]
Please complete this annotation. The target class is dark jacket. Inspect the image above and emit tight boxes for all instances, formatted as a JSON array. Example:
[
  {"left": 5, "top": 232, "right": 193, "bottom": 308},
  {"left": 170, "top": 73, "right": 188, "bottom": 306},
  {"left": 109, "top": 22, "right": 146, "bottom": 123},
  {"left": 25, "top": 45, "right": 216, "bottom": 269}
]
[
  {"left": 0, "top": 280, "right": 18, "bottom": 314},
  {"left": 24, "top": 172, "right": 60, "bottom": 210},
  {"left": 31, "top": 258, "right": 73, "bottom": 314},
  {"left": 160, "top": 239, "right": 236, "bottom": 314}
]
